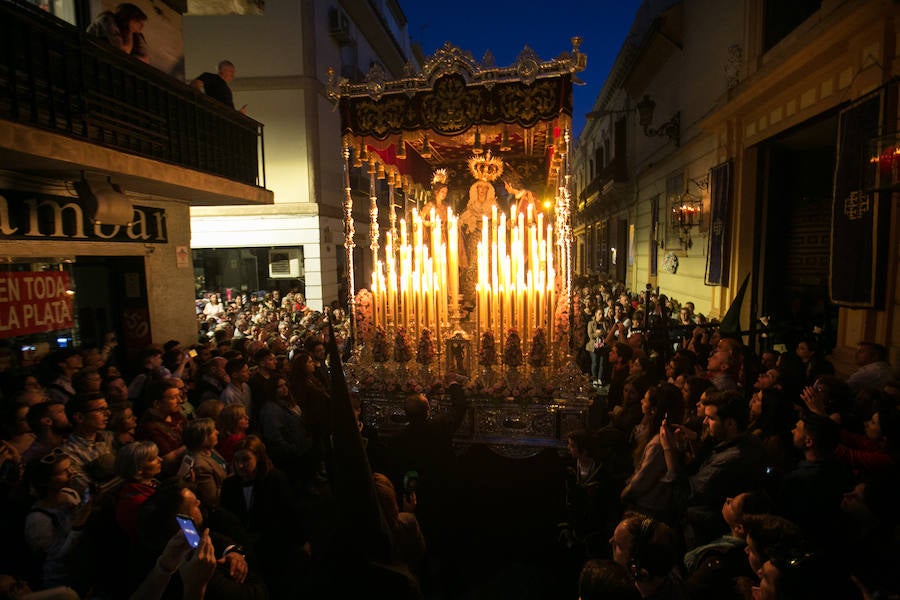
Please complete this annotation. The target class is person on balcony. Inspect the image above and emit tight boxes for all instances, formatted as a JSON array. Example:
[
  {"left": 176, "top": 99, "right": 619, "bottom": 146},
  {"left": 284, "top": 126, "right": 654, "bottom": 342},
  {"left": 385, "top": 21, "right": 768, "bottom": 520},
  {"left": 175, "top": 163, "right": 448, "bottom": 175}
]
[
  {"left": 191, "top": 61, "right": 247, "bottom": 114},
  {"left": 86, "top": 3, "right": 149, "bottom": 63}
]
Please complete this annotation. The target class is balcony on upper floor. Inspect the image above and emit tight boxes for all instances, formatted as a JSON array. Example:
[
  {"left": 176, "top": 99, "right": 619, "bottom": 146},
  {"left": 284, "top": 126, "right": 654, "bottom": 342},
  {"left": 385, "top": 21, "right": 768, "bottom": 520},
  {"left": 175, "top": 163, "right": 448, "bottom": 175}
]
[
  {"left": 0, "top": 0, "right": 271, "bottom": 206},
  {"left": 578, "top": 153, "right": 628, "bottom": 203}
]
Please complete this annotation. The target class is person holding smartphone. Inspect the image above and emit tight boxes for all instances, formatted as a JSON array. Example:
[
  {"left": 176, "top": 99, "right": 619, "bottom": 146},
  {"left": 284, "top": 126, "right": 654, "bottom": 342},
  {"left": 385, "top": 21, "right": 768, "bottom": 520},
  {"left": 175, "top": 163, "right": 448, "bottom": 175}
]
[{"left": 621, "top": 383, "right": 685, "bottom": 521}]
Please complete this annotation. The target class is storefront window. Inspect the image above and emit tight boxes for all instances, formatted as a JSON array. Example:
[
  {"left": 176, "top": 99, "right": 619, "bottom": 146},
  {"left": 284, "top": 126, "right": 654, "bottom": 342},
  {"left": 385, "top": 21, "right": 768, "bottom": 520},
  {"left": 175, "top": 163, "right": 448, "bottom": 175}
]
[{"left": 0, "top": 258, "right": 77, "bottom": 372}]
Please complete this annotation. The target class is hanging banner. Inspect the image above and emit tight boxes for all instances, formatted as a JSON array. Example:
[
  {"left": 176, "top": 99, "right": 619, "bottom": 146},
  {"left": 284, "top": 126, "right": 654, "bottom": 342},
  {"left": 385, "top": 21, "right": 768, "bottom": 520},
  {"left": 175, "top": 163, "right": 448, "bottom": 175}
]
[
  {"left": 829, "top": 91, "right": 888, "bottom": 308},
  {"left": 0, "top": 272, "right": 74, "bottom": 336},
  {"left": 705, "top": 161, "right": 733, "bottom": 286}
]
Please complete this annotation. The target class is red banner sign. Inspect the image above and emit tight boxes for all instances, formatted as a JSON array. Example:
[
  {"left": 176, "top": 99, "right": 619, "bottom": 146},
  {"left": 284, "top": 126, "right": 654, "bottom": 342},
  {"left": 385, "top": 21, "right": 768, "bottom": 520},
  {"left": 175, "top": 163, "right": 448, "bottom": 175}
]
[{"left": 0, "top": 272, "right": 74, "bottom": 336}]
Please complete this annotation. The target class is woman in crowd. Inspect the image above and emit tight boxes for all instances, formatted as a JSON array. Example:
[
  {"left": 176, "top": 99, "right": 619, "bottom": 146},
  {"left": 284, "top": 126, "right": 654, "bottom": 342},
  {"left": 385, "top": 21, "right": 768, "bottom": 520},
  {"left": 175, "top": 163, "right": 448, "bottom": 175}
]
[
  {"left": 220, "top": 436, "right": 309, "bottom": 596},
  {"left": 620, "top": 383, "right": 684, "bottom": 521},
  {"left": 257, "top": 375, "right": 311, "bottom": 481},
  {"left": 108, "top": 401, "right": 137, "bottom": 451},
  {"left": 183, "top": 418, "right": 228, "bottom": 508},
  {"left": 289, "top": 350, "right": 332, "bottom": 469},
  {"left": 135, "top": 380, "right": 187, "bottom": 475},
  {"left": 586, "top": 309, "right": 607, "bottom": 385},
  {"left": 215, "top": 404, "right": 249, "bottom": 464},
  {"left": 113, "top": 440, "right": 161, "bottom": 540},
  {"left": 795, "top": 338, "right": 835, "bottom": 387},
  {"left": 372, "top": 472, "right": 426, "bottom": 578},
  {"left": 748, "top": 387, "right": 794, "bottom": 475}
]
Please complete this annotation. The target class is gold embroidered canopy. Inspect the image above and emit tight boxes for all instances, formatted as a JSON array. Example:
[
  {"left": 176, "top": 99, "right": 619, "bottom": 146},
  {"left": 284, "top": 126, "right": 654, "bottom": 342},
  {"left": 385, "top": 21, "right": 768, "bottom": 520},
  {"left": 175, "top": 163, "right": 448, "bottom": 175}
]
[{"left": 329, "top": 39, "right": 587, "bottom": 192}]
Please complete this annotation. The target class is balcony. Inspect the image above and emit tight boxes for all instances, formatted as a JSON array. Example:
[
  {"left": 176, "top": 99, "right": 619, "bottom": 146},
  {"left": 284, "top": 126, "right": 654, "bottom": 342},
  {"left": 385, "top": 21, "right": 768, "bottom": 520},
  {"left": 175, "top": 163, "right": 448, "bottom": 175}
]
[
  {"left": 578, "top": 153, "right": 628, "bottom": 203},
  {"left": 0, "top": 0, "right": 269, "bottom": 204}
]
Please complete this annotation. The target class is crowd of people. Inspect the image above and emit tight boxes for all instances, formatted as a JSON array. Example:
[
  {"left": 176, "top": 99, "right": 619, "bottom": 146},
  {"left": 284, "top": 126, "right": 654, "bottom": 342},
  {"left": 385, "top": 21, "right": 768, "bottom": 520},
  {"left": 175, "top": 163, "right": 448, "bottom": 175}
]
[
  {"left": 0, "top": 279, "right": 898, "bottom": 599},
  {"left": 565, "top": 278, "right": 900, "bottom": 599},
  {"left": 0, "top": 288, "right": 426, "bottom": 599}
]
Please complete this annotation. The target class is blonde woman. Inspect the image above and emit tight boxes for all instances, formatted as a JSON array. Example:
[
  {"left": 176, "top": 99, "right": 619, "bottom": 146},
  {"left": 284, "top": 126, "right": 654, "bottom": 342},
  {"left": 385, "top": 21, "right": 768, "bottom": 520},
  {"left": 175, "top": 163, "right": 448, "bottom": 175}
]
[{"left": 184, "top": 418, "right": 228, "bottom": 507}]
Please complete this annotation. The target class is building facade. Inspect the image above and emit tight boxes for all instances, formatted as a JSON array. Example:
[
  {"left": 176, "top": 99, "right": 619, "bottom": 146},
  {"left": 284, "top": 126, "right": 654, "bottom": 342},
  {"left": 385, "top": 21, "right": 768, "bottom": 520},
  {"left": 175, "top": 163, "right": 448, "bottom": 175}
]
[
  {"left": 573, "top": 0, "right": 900, "bottom": 370},
  {"left": 0, "top": 0, "right": 272, "bottom": 362},
  {"left": 184, "top": 0, "right": 419, "bottom": 311}
]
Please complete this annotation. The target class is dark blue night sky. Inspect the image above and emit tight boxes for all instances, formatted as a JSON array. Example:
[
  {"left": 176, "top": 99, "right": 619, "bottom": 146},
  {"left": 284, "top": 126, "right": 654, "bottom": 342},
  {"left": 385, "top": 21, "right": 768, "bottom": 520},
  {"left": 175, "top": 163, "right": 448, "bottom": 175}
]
[{"left": 400, "top": 1, "right": 641, "bottom": 138}]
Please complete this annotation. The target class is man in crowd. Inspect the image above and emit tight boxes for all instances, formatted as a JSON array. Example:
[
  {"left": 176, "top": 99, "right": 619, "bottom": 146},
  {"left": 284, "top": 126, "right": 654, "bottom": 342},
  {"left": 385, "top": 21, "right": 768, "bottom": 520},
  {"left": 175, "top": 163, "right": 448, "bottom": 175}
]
[
  {"left": 221, "top": 358, "right": 251, "bottom": 412},
  {"left": 21, "top": 401, "right": 70, "bottom": 464},
  {"left": 847, "top": 341, "right": 895, "bottom": 394},
  {"left": 62, "top": 392, "right": 120, "bottom": 495},
  {"left": 706, "top": 337, "right": 741, "bottom": 391},
  {"left": 661, "top": 390, "right": 763, "bottom": 545}
]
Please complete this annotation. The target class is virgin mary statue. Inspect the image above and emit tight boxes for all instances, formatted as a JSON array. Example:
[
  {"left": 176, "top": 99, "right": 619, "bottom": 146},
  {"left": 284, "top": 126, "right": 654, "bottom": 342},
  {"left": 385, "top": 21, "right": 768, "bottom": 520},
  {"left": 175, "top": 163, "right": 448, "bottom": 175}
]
[{"left": 458, "top": 151, "right": 503, "bottom": 306}]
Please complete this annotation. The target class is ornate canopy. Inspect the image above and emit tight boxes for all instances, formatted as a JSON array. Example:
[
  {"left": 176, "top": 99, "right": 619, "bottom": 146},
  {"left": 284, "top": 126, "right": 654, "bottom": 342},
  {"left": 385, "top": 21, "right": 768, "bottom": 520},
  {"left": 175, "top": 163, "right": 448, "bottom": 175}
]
[{"left": 329, "top": 39, "right": 587, "bottom": 194}]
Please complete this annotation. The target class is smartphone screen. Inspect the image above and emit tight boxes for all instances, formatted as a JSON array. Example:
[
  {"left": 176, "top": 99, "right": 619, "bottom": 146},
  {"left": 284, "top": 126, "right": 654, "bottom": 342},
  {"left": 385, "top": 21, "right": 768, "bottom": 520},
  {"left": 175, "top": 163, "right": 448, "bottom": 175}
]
[
  {"left": 188, "top": 349, "right": 198, "bottom": 358},
  {"left": 176, "top": 514, "right": 200, "bottom": 548}
]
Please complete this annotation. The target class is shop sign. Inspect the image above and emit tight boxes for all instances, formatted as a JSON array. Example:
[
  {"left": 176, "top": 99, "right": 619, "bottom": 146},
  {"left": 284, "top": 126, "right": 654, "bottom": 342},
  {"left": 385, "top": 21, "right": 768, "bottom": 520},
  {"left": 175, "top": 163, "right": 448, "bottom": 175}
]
[
  {"left": 0, "top": 190, "right": 167, "bottom": 243},
  {"left": 0, "top": 272, "right": 74, "bottom": 335}
]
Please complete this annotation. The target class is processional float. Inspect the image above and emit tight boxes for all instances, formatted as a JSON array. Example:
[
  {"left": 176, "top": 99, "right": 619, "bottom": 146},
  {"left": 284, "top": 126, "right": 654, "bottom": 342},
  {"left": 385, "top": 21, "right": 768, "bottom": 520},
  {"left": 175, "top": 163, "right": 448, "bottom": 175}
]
[{"left": 328, "top": 40, "right": 592, "bottom": 451}]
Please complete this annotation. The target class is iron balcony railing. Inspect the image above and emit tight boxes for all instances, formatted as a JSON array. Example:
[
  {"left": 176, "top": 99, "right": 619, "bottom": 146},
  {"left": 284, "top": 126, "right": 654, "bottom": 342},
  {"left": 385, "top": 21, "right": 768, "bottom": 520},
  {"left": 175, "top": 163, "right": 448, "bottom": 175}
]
[{"left": 0, "top": 0, "right": 265, "bottom": 189}]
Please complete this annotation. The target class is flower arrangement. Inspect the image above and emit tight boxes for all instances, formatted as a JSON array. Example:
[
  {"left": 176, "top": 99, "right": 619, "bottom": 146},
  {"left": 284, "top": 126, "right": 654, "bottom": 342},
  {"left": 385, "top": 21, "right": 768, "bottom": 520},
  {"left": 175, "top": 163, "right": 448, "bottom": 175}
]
[
  {"left": 372, "top": 327, "right": 389, "bottom": 363},
  {"left": 663, "top": 251, "right": 679, "bottom": 274},
  {"left": 354, "top": 289, "right": 374, "bottom": 344},
  {"left": 528, "top": 327, "right": 548, "bottom": 367},
  {"left": 503, "top": 329, "right": 523, "bottom": 367},
  {"left": 416, "top": 329, "right": 435, "bottom": 365},
  {"left": 478, "top": 331, "right": 497, "bottom": 366},
  {"left": 393, "top": 328, "right": 412, "bottom": 363}
]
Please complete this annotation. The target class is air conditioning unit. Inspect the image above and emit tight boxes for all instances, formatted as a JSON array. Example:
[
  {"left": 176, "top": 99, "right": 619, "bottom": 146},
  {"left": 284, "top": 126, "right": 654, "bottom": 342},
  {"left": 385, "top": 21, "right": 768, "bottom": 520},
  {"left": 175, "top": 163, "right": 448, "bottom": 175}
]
[
  {"left": 328, "top": 7, "right": 353, "bottom": 44},
  {"left": 268, "top": 249, "right": 302, "bottom": 279}
]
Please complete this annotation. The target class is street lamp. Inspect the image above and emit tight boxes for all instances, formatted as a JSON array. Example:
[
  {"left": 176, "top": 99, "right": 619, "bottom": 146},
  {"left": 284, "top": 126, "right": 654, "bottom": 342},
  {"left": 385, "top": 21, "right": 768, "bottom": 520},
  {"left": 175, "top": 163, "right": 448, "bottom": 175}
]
[{"left": 637, "top": 95, "right": 680, "bottom": 147}]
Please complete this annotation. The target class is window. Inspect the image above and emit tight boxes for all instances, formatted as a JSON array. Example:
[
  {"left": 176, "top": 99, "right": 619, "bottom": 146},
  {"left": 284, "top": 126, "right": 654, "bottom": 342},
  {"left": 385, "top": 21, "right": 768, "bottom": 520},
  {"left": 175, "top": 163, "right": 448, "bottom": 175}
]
[
  {"left": 665, "top": 171, "right": 685, "bottom": 250},
  {"left": 25, "top": 0, "right": 77, "bottom": 25},
  {"left": 764, "top": 0, "right": 821, "bottom": 51}
]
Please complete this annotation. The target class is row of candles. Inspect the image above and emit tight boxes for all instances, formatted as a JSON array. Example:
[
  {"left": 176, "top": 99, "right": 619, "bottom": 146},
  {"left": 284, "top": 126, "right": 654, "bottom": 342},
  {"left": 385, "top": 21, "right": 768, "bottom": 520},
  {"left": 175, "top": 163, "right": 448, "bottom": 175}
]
[
  {"left": 370, "top": 207, "right": 458, "bottom": 351},
  {"left": 369, "top": 202, "right": 557, "bottom": 353},
  {"left": 474, "top": 203, "right": 555, "bottom": 351}
]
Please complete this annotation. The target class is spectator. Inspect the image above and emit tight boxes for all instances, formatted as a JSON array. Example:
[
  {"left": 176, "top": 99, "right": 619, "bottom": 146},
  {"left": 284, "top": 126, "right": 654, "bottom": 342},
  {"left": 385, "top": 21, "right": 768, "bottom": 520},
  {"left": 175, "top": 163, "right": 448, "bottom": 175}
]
[
  {"left": 135, "top": 481, "right": 266, "bottom": 598},
  {"left": 660, "top": 390, "right": 764, "bottom": 546},
  {"left": 609, "top": 514, "right": 685, "bottom": 598},
  {"left": 706, "top": 338, "right": 741, "bottom": 392},
  {"left": 847, "top": 341, "right": 895, "bottom": 395},
  {"left": 257, "top": 375, "right": 311, "bottom": 481},
  {"left": 372, "top": 472, "right": 426, "bottom": 580},
  {"left": 220, "top": 436, "right": 308, "bottom": 596},
  {"left": 22, "top": 450, "right": 92, "bottom": 588},
  {"left": 21, "top": 402, "right": 69, "bottom": 465},
  {"left": 192, "top": 357, "right": 228, "bottom": 406},
  {"left": 220, "top": 359, "right": 251, "bottom": 414},
  {"left": 61, "top": 393, "right": 118, "bottom": 496},
  {"left": 44, "top": 350, "right": 81, "bottom": 405},
  {"left": 621, "top": 383, "right": 684, "bottom": 521},
  {"left": 779, "top": 412, "right": 852, "bottom": 545},
  {"left": 577, "top": 559, "right": 640, "bottom": 600},
  {"left": 114, "top": 440, "right": 161, "bottom": 540},
  {"left": 86, "top": 2, "right": 149, "bottom": 63},
  {"left": 794, "top": 338, "right": 834, "bottom": 387},
  {"left": 127, "top": 347, "right": 167, "bottom": 409},
  {"left": 191, "top": 63, "right": 245, "bottom": 113},
  {"left": 684, "top": 491, "right": 770, "bottom": 600},
  {"left": 135, "top": 380, "right": 187, "bottom": 475},
  {"left": 183, "top": 418, "right": 227, "bottom": 508},
  {"left": 215, "top": 404, "right": 249, "bottom": 464},
  {"left": 108, "top": 401, "right": 138, "bottom": 450}
]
